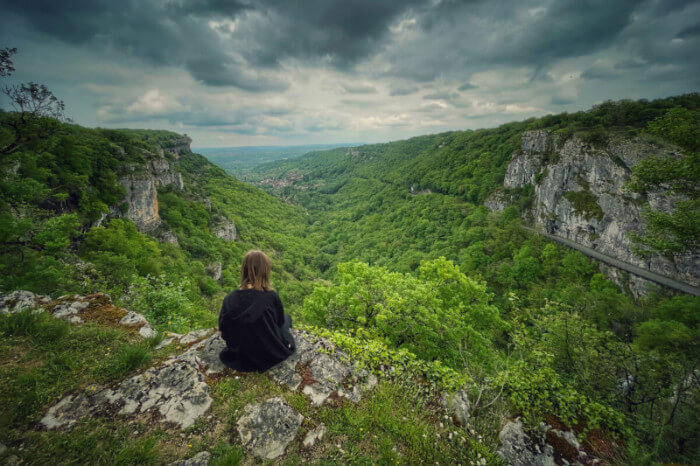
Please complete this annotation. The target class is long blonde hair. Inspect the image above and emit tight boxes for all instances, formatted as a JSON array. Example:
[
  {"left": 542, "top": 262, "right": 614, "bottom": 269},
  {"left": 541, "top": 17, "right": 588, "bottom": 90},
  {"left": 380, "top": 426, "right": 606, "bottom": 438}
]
[{"left": 240, "top": 250, "right": 273, "bottom": 291}]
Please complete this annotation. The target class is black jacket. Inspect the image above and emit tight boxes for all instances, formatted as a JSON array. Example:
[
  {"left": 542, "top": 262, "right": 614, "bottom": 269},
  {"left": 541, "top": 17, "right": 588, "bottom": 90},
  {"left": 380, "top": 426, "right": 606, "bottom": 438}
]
[{"left": 218, "top": 288, "right": 296, "bottom": 372}]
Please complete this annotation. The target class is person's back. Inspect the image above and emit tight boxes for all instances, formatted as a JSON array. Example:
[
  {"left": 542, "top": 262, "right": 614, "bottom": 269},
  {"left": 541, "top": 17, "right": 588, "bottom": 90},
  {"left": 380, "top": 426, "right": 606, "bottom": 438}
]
[{"left": 218, "top": 250, "right": 295, "bottom": 372}]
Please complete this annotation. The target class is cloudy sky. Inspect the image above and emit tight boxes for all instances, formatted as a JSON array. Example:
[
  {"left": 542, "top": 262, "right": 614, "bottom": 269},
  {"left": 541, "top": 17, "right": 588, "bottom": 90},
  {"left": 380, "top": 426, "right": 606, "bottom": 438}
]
[{"left": 0, "top": 0, "right": 698, "bottom": 148}]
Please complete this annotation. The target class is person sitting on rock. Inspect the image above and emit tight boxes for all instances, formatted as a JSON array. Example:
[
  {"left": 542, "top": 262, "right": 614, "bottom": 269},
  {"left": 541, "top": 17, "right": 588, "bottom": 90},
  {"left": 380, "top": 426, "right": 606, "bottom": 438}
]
[{"left": 218, "top": 250, "right": 296, "bottom": 372}]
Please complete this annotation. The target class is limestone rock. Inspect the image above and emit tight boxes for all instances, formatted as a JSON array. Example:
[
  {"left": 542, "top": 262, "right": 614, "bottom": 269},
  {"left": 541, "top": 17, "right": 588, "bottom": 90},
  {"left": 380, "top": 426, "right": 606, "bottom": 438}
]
[
  {"left": 155, "top": 328, "right": 214, "bottom": 350},
  {"left": 180, "top": 328, "right": 215, "bottom": 345},
  {"left": 484, "top": 191, "right": 509, "bottom": 212},
  {"left": 40, "top": 385, "right": 121, "bottom": 430},
  {"left": 116, "top": 154, "right": 184, "bottom": 234},
  {"left": 441, "top": 389, "right": 471, "bottom": 426},
  {"left": 161, "top": 135, "right": 192, "bottom": 158},
  {"left": 268, "top": 329, "right": 377, "bottom": 406},
  {"left": 497, "top": 419, "right": 555, "bottom": 466},
  {"left": 205, "top": 262, "right": 222, "bottom": 281},
  {"left": 236, "top": 397, "right": 303, "bottom": 460},
  {"left": 178, "top": 333, "right": 227, "bottom": 375},
  {"left": 303, "top": 424, "right": 327, "bottom": 448},
  {"left": 42, "top": 354, "right": 212, "bottom": 430},
  {"left": 210, "top": 217, "right": 236, "bottom": 241},
  {"left": 495, "top": 131, "right": 699, "bottom": 297},
  {"left": 497, "top": 418, "right": 597, "bottom": 466},
  {"left": 51, "top": 299, "right": 89, "bottom": 324},
  {"left": 167, "top": 451, "right": 210, "bottom": 466},
  {"left": 119, "top": 311, "right": 157, "bottom": 338},
  {"left": 0, "top": 290, "right": 49, "bottom": 314}
]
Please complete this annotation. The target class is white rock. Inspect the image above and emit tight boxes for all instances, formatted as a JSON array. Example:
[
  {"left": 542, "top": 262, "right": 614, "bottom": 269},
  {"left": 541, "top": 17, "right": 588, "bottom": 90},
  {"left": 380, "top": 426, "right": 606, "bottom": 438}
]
[
  {"left": 0, "top": 290, "right": 46, "bottom": 314},
  {"left": 168, "top": 451, "right": 211, "bottom": 466},
  {"left": 236, "top": 397, "right": 303, "bottom": 460},
  {"left": 139, "top": 324, "right": 157, "bottom": 339},
  {"left": 303, "top": 424, "right": 327, "bottom": 448},
  {"left": 120, "top": 311, "right": 149, "bottom": 326}
]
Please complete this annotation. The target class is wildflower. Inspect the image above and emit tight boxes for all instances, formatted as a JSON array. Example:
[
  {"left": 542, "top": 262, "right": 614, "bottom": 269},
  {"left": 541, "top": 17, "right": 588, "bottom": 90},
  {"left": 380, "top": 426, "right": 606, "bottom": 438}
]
[{"left": 188, "top": 444, "right": 192, "bottom": 448}]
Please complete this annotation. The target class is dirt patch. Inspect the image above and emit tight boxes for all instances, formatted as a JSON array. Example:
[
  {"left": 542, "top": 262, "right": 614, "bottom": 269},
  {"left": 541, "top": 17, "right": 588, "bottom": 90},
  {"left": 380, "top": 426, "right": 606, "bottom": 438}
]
[
  {"left": 324, "top": 391, "right": 345, "bottom": 408},
  {"left": 297, "top": 362, "right": 316, "bottom": 388},
  {"left": 543, "top": 414, "right": 567, "bottom": 431},
  {"left": 583, "top": 428, "right": 622, "bottom": 464},
  {"left": 546, "top": 430, "right": 579, "bottom": 463},
  {"left": 81, "top": 302, "right": 128, "bottom": 327}
]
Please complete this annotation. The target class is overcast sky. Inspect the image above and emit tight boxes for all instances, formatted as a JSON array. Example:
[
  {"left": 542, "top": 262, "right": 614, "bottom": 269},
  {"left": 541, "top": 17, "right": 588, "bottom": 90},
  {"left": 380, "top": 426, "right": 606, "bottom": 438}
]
[{"left": 1, "top": 0, "right": 698, "bottom": 148}]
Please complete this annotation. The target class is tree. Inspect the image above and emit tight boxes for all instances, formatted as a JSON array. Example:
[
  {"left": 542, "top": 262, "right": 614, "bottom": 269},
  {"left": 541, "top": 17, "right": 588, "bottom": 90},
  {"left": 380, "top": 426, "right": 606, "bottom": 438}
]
[
  {"left": 0, "top": 47, "right": 17, "bottom": 77},
  {"left": 0, "top": 47, "right": 68, "bottom": 155}
]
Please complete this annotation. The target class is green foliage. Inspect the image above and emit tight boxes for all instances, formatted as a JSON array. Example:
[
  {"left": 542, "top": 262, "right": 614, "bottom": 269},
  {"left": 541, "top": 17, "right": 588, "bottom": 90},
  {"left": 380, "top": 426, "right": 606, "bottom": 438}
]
[
  {"left": 301, "top": 258, "right": 506, "bottom": 368},
  {"left": 507, "top": 359, "right": 625, "bottom": 435},
  {"left": 307, "top": 325, "right": 469, "bottom": 392},
  {"left": 121, "top": 275, "right": 215, "bottom": 333},
  {"left": 646, "top": 106, "right": 700, "bottom": 152},
  {"left": 563, "top": 190, "right": 604, "bottom": 221}
]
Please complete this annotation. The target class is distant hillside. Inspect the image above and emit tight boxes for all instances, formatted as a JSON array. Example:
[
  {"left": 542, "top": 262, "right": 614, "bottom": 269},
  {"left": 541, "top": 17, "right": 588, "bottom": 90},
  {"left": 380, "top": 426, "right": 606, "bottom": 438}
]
[{"left": 197, "top": 143, "right": 360, "bottom": 178}]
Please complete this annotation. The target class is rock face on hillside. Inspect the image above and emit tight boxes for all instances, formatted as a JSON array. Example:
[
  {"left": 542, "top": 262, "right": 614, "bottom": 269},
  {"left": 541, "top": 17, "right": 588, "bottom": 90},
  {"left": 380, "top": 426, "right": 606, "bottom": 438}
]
[
  {"left": 161, "top": 135, "right": 192, "bottom": 158},
  {"left": 210, "top": 217, "right": 237, "bottom": 241},
  {"left": 117, "top": 156, "right": 184, "bottom": 233},
  {"left": 489, "top": 130, "right": 698, "bottom": 297}
]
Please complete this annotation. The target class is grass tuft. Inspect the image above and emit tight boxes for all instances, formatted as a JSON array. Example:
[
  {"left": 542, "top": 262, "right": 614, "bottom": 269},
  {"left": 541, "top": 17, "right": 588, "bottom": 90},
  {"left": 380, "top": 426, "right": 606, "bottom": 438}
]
[{"left": 106, "top": 344, "right": 153, "bottom": 380}]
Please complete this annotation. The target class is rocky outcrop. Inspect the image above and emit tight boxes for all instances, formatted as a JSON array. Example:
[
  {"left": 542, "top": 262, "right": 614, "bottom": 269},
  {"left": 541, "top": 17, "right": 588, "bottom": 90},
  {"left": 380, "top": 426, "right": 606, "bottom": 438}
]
[
  {"left": 302, "top": 424, "right": 327, "bottom": 448},
  {"left": 0, "top": 291, "right": 157, "bottom": 337},
  {"left": 168, "top": 451, "right": 211, "bottom": 466},
  {"left": 205, "top": 262, "right": 222, "bottom": 281},
  {"left": 236, "top": 397, "right": 303, "bottom": 459},
  {"left": 492, "top": 130, "right": 698, "bottom": 296},
  {"left": 0, "top": 290, "right": 50, "bottom": 314},
  {"left": 167, "top": 451, "right": 210, "bottom": 466},
  {"left": 268, "top": 329, "right": 378, "bottom": 406},
  {"left": 161, "top": 135, "right": 192, "bottom": 159},
  {"left": 41, "top": 328, "right": 218, "bottom": 431},
  {"left": 441, "top": 389, "right": 471, "bottom": 427},
  {"left": 116, "top": 156, "right": 184, "bottom": 233},
  {"left": 497, "top": 418, "right": 599, "bottom": 466},
  {"left": 210, "top": 217, "right": 237, "bottom": 241}
]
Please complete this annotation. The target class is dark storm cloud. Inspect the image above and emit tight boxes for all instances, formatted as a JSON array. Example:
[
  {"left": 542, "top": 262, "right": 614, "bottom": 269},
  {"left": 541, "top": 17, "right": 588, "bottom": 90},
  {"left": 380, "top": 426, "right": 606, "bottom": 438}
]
[
  {"left": 581, "top": 65, "right": 616, "bottom": 80},
  {"left": 237, "top": 0, "right": 427, "bottom": 68},
  {"left": 0, "top": 0, "right": 426, "bottom": 88},
  {"left": 1, "top": 0, "right": 698, "bottom": 144},
  {"left": 382, "top": 0, "right": 644, "bottom": 82},
  {"left": 4, "top": 0, "right": 698, "bottom": 92},
  {"left": 676, "top": 22, "right": 700, "bottom": 38}
]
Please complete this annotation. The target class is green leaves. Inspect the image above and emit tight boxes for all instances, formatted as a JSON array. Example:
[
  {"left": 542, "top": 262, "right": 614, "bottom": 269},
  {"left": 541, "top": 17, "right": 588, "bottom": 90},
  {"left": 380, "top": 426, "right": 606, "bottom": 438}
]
[
  {"left": 300, "top": 257, "right": 506, "bottom": 369},
  {"left": 31, "top": 213, "right": 80, "bottom": 253}
]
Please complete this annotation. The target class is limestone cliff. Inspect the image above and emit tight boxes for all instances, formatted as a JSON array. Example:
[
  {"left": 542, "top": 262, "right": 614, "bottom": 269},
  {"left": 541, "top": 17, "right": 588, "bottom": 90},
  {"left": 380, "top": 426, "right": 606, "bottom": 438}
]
[
  {"left": 488, "top": 130, "right": 698, "bottom": 296},
  {"left": 112, "top": 142, "right": 187, "bottom": 233}
]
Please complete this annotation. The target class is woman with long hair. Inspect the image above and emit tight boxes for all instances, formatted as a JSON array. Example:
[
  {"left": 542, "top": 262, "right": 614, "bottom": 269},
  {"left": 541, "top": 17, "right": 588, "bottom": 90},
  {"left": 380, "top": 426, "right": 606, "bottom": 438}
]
[{"left": 218, "top": 250, "right": 296, "bottom": 372}]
